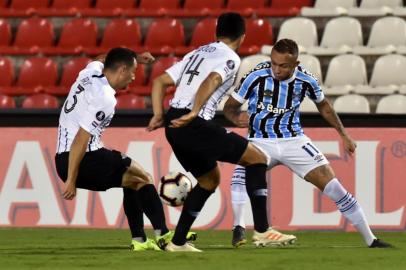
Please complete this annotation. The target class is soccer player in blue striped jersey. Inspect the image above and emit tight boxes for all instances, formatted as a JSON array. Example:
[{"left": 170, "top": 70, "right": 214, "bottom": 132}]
[{"left": 224, "top": 39, "right": 392, "bottom": 248}]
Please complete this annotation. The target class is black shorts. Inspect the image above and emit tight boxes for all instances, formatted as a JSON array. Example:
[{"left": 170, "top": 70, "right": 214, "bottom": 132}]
[
  {"left": 54, "top": 148, "right": 132, "bottom": 191},
  {"left": 165, "top": 108, "right": 248, "bottom": 177}
]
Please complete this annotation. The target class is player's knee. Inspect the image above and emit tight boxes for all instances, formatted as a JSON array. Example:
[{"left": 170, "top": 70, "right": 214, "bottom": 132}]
[
  {"left": 198, "top": 168, "right": 220, "bottom": 191},
  {"left": 239, "top": 143, "right": 268, "bottom": 166}
]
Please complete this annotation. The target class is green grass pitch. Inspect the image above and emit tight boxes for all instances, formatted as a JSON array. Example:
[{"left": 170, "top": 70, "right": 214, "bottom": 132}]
[{"left": 0, "top": 228, "right": 405, "bottom": 270}]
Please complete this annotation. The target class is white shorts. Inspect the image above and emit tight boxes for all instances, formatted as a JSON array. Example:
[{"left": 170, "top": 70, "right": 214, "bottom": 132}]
[{"left": 250, "top": 135, "right": 329, "bottom": 178}]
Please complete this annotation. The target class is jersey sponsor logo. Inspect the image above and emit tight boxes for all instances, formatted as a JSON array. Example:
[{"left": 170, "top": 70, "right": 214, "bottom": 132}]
[
  {"left": 96, "top": 111, "right": 105, "bottom": 121},
  {"left": 257, "top": 102, "right": 291, "bottom": 114},
  {"left": 226, "top": 60, "right": 235, "bottom": 70}
]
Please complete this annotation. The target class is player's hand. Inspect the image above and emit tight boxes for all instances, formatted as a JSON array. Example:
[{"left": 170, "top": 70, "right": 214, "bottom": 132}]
[
  {"left": 137, "top": 52, "right": 155, "bottom": 64},
  {"left": 342, "top": 135, "right": 356, "bottom": 156},
  {"left": 62, "top": 180, "right": 77, "bottom": 200},
  {"left": 147, "top": 114, "right": 164, "bottom": 131},
  {"left": 170, "top": 112, "right": 197, "bottom": 128},
  {"left": 233, "top": 112, "right": 249, "bottom": 128}
]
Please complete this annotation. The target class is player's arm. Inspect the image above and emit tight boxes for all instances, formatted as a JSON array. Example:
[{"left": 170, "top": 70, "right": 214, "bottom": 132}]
[
  {"left": 63, "top": 128, "right": 91, "bottom": 200},
  {"left": 147, "top": 73, "right": 175, "bottom": 131},
  {"left": 170, "top": 72, "right": 223, "bottom": 128},
  {"left": 223, "top": 96, "right": 249, "bottom": 128},
  {"left": 316, "top": 99, "right": 356, "bottom": 156}
]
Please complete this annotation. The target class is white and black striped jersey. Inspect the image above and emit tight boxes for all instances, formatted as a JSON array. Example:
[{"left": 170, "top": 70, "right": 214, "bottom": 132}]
[
  {"left": 56, "top": 61, "right": 117, "bottom": 153},
  {"left": 232, "top": 62, "right": 325, "bottom": 138},
  {"left": 166, "top": 41, "right": 241, "bottom": 120}
]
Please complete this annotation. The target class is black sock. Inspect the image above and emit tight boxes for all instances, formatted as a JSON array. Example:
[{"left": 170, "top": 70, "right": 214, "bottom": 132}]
[
  {"left": 123, "top": 188, "right": 146, "bottom": 240},
  {"left": 245, "top": 164, "right": 269, "bottom": 233},
  {"left": 172, "top": 184, "right": 213, "bottom": 246},
  {"left": 137, "top": 184, "right": 169, "bottom": 236}
]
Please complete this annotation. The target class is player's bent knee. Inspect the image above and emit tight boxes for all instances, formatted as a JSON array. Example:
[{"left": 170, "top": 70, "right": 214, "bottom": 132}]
[
  {"left": 238, "top": 143, "right": 268, "bottom": 166},
  {"left": 304, "top": 164, "right": 335, "bottom": 191},
  {"left": 197, "top": 167, "right": 220, "bottom": 191}
]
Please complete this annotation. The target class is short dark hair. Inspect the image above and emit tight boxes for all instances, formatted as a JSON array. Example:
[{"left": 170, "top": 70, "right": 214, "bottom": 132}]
[
  {"left": 216, "top": 12, "right": 245, "bottom": 41},
  {"left": 273, "top": 39, "right": 299, "bottom": 57},
  {"left": 104, "top": 47, "right": 137, "bottom": 70}
]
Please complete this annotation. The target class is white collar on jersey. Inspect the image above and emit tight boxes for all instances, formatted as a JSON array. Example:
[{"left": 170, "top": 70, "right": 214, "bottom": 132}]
[{"left": 269, "top": 67, "right": 298, "bottom": 83}]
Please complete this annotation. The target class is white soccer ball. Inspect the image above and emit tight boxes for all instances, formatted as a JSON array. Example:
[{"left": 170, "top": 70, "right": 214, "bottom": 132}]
[{"left": 158, "top": 172, "right": 193, "bottom": 207}]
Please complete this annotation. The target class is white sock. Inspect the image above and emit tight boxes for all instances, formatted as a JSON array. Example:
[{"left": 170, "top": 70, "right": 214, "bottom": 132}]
[
  {"left": 323, "top": 178, "right": 376, "bottom": 246},
  {"left": 231, "top": 165, "right": 248, "bottom": 228}
]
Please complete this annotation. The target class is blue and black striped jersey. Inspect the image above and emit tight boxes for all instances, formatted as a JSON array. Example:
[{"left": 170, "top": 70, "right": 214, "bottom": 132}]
[{"left": 231, "top": 62, "right": 324, "bottom": 138}]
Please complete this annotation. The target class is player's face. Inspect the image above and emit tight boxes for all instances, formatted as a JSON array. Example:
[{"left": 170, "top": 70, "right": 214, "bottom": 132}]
[
  {"left": 270, "top": 50, "right": 299, "bottom": 81},
  {"left": 117, "top": 59, "right": 137, "bottom": 89}
]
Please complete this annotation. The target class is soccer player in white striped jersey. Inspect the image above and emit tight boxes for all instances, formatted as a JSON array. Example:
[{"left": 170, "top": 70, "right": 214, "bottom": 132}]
[
  {"left": 224, "top": 39, "right": 392, "bottom": 248},
  {"left": 55, "top": 47, "right": 178, "bottom": 251},
  {"left": 148, "top": 13, "right": 272, "bottom": 252}
]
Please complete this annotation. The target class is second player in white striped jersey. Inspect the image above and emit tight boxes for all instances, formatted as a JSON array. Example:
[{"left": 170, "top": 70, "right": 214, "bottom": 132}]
[{"left": 166, "top": 41, "right": 241, "bottom": 120}]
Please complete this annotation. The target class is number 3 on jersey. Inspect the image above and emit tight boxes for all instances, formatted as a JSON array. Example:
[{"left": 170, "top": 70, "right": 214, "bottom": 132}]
[
  {"left": 63, "top": 84, "right": 85, "bottom": 113},
  {"left": 182, "top": 54, "right": 205, "bottom": 85}
]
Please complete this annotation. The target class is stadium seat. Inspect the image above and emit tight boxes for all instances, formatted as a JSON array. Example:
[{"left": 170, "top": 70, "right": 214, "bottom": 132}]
[
  {"left": 324, "top": 54, "right": 367, "bottom": 95},
  {"left": 355, "top": 54, "right": 406, "bottom": 94},
  {"left": 45, "top": 18, "right": 98, "bottom": 55},
  {"left": 86, "top": 0, "right": 135, "bottom": 16},
  {"left": 226, "top": 0, "right": 266, "bottom": 16},
  {"left": 126, "top": 64, "right": 147, "bottom": 91},
  {"left": 349, "top": 0, "right": 401, "bottom": 16},
  {"left": 48, "top": 57, "right": 91, "bottom": 96},
  {"left": 0, "top": 94, "right": 15, "bottom": 109},
  {"left": 22, "top": 94, "right": 59, "bottom": 109},
  {"left": 277, "top": 18, "right": 318, "bottom": 53},
  {"left": 144, "top": 19, "right": 185, "bottom": 55},
  {"left": 85, "top": 19, "right": 142, "bottom": 55},
  {"left": 1, "top": 0, "right": 49, "bottom": 16},
  {"left": 301, "top": 0, "right": 356, "bottom": 16},
  {"left": 298, "top": 54, "right": 323, "bottom": 84},
  {"left": 137, "top": 0, "right": 180, "bottom": 16},
  {"left": 5, "top": 18, "right": 54, "bottom": 55},
  {"left": 234, "top": 55, "right": 271, "bottom": 90},
  {"left": 129, "top": 56, "right": 179, "bottom": 96},
  {"left": 0, "top": 19, "right": 11, "bottom": 46},
  {"left": 376, "top": 94, "right": 406, "bottom": 114},
  {"left": 0, "top": 57, "right": 14, "bottom": 94},
  {"left": 308, "top": 17, "right": 362, "bottom": 55},
  {"left": 181, "top": 0, "right": 223, "bottom": 17},
  {"left": 300, "top": 97, "right": 319, "bottom": 113},
  {"left": 353, "top": 17, "right": 406, "bottom": 55},
  {"left": 176, "top": 18, "right": 217, "bottom": 54},
  {"left": 333, "top": 94, "right": 370, "bottom": 113},
  {"left": 240, "top": 19, "right": 273, "bottom": 55},
  {"left": 258, "top": 0, "right": 312, "bottom": 16},
  {"left": 15, "top": 57, "right": 58, "bottom": 96},
  {"left": 39, "top": 0, "right": 93, "bottom": 16},
  {"left": 116, "top": 93, "right": 146, "bottom": 109}
]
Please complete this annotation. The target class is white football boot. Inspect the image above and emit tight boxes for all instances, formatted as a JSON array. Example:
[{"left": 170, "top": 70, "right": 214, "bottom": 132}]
[
  {"left": 165, "top": 242, "right": 202, "bottom": 252},
  {"left": 252, "top": 227, "right": 297, "bottom": 247}
]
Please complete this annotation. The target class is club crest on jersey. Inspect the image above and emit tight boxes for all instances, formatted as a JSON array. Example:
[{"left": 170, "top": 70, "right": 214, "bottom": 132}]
[
  {"left": 96, "top": 111, "right": 105, "bottom": 121},
  {"left": 226, "top": 60, "right": 235, "bottom": 70}
]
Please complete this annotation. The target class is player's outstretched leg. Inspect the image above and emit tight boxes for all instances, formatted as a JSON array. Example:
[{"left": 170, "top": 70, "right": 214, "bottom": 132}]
[
  {"left": 231, "top": 165, "right": 248, "bottom": 247},
  {"left": 307, "top": 165, "right": 393, "bottom": 248},
  {"left": 122, "top": 160, "right": 169, "bottom": 250},
  {"left": 164, "top": 167, "right": 219, "bottom": 252}
]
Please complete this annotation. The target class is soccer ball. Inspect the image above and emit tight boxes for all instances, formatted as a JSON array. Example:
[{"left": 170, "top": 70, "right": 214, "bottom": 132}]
[{"left": 158, "top": 172, "right": 193, "bottom": 207}]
